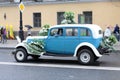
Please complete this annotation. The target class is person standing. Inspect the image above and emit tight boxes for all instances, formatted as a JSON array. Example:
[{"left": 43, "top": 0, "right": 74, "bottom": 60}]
[
  {"left": 0, "top": 28, "right": 1, "bottom": 43},
  {"left": 104, "top": 26, "right": 111, "bottom": 38},
  {"left": 1, "top": 27, "right": 7, "bottom": 44},
  {"left": 113, "top": 24, "right": 120, "bottom": 41},
  {"left": 1, "top": 27, "right": 4, "bottom": 43},
  {"left": 3, "top": 27, "right": 7, "bottom": 43},
  {"left": 27, "top": 28, "right": 31, "bottom": 36}
]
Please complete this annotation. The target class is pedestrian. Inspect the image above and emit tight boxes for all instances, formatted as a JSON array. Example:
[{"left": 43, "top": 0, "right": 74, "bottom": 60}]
[
  {"left": 113, "top": 24, "right": 120, "bottom": 41},
  {"left": 1, "top": 27, "right": 7, "bottom": 44},
  {"left": 3, "top": 27, "right": 7, "bottom": 43},
  {"left": 1, "top": 27, "right": 4, "bottom": 43},
  {"left": 0, "top": 28, "right": 1, "bottom": 43},
  {"left": 27, "top": 28, "right": 31, "bottom": 36},
  {"left": 104, "top": 26, "right": 112, "bottom": 38}
]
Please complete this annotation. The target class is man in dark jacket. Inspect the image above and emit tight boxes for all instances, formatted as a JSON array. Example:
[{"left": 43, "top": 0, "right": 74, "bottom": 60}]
[
  {"left": 0, "top": 28, "right": 1, "bottom": 42},
  {"left": 1, "top": 27, "right": 3, "bottom": 42},
  {"left": 113, "top": 24, "right": 120, "bottom": 41}
]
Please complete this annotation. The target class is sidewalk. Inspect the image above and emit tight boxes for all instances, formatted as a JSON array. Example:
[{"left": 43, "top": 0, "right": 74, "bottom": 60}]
[{"left": 0, "top": 40, "right": 18, "bottom": 49}]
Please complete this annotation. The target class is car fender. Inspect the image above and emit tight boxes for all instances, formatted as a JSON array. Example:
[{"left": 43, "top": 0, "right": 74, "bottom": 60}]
[
  {"left": 15, "top": 42, "right": 31, "bottom": 54},
  {"left": 74, "top": 42, "right": 102, "bottom": 57}
]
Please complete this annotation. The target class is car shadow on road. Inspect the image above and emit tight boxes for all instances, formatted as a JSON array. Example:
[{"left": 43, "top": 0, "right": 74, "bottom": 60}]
[{"left": 22, "top": 57, "right": 101, "bottom": 66}]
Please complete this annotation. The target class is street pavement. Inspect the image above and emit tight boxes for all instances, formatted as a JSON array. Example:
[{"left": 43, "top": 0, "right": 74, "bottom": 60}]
[{"left": 0, "top": 40, "right": 18, "bottom": 49}]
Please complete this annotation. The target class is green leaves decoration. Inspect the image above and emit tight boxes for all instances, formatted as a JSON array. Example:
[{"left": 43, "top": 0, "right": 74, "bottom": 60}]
[
  {"left": 101, "top": 34, "right": 118, "bottom": 51},
  {"left": 24, "top": 39, "right": 45, "bottom": 55},
  {"left": 39, "top": 24, "right": 50, "bottom": 36}
]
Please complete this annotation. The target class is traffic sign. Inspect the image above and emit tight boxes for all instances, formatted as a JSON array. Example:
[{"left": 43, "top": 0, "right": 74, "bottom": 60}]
[{"left": 19, "top": 2, "right": 25, "bottom": 13}]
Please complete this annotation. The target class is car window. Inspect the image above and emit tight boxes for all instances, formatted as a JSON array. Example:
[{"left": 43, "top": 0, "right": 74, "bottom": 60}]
[
  {"left": 99, "top": 30, "right": 102, "bottom": 34},
  {"left": 50, "top": 28, "right": 63, "bottom": 36},
  {"left": 66, "top": 28, "right": 78, "bottom": 36},
  {"left": 80, "top": 28, "right": 91, "bottom": 36}
]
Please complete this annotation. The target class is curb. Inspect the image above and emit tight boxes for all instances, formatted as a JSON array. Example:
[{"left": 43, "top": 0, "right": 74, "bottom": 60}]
[{"left": 0, "top": 47, "right": 15, "bottom": 49}]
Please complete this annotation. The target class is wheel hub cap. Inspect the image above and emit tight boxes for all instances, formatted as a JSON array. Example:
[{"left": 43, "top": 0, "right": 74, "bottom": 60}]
[
  {"left": 16, "top": 51, "right": 24, "bottom": 60},
  {"left": 80, "top": 52, "right": 90, "bottom": 63}
]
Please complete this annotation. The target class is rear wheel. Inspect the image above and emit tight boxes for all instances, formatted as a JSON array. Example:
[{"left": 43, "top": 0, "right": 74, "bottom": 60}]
[
  {"left": 77, "top": 49, "right": 94, "bottom": 65},
  {"left": 14, "top": 48, "right": 28, "bottom": 62}
]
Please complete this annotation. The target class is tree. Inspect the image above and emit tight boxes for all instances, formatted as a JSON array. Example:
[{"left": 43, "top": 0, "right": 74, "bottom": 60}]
[{"left": 61, "top": 11, "right": 76, "bottom": 24}]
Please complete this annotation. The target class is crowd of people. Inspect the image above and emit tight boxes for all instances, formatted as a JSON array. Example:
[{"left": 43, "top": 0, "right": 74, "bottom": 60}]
[
  {"left": 0, "top": 25, "right": 31, "bottom": 44},
  {"left": 104, "top": 24, "right": 120, "bottom": 41},
  {"left": 0, "top": 25, "right": 15, "bottom": 44}
]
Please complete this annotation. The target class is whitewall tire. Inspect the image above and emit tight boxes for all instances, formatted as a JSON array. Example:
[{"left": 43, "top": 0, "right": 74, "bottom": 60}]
[
  {"left": 77, "top": 49, "right": 94, "bottom": 65},
  {"left": 14, "top": 48, "right": 28, "bottom": 62}
]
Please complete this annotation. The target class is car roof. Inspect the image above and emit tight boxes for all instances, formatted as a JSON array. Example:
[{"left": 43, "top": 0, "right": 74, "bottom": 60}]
[{"left": 50, "top": 24, "right": 102, "bottom": 31}]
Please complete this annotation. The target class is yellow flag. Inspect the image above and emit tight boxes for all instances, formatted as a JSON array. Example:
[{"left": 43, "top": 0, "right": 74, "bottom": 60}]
[{"left": 9, "top": 25, "right": 14, "bottom": 39}]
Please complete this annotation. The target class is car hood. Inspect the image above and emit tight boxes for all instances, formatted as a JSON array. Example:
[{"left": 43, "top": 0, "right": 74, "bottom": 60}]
[{"left": 25, "top": 36, "right": 47, "bottom": 43}]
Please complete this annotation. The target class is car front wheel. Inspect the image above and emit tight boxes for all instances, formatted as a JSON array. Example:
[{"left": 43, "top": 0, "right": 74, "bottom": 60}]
[
  {"left": 14, "top": 48, "right": 28, "bottom": 62},
  {"left": 77, "top": 49, "right": 94, "bottom": 65}
]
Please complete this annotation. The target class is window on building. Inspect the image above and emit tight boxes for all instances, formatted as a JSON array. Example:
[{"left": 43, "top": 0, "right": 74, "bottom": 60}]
[
  {"left": 57, "top": 12, "right": 65, "bottom": 24},
  {"left": 78, "top": 14, "right": 85, "bottom": 24},
  {"left": 83, "top": 11, "right": 92, "bottom": 24},
  {"left": 33, "top": 13, "right": 41, "bottom": 27}
]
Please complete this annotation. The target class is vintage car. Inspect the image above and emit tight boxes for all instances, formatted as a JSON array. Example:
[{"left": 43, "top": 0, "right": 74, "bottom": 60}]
[{"left": 13, "top": 24, "right": 105, "bottom": 65}]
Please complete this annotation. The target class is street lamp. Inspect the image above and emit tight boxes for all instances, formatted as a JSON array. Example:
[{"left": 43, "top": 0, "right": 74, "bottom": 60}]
[{"left": 19, "top": 0, "right": 24, "bottom": 42}]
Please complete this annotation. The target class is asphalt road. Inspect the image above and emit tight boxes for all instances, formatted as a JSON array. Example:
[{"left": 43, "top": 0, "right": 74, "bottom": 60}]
[
  {"left": 1, "top": 49, "right": 120, "bottom": 67},
  {"left": 1, "top": 49, "right": 120, "bottom": 80},
  {"left": 1, "top": 64, "right": 120, "bottom": 80}
]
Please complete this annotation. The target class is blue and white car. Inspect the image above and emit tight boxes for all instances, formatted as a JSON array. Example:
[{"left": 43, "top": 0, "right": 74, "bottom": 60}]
[{"left": 13, "top": 24, "right": 105, "bottom": 65}]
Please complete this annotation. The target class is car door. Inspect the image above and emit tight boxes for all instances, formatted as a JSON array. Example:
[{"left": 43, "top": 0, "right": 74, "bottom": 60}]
[
  {"left": 46, "top": 28, "right": 65, "bottom": 54},
  {"left": 64, "top": 27, "right": 80, "bottom": 55}
]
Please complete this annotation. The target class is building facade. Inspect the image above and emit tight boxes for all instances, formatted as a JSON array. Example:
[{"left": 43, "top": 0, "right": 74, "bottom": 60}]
[{"left": 0, "top": 0, "right": 120, "bottom": 32}]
